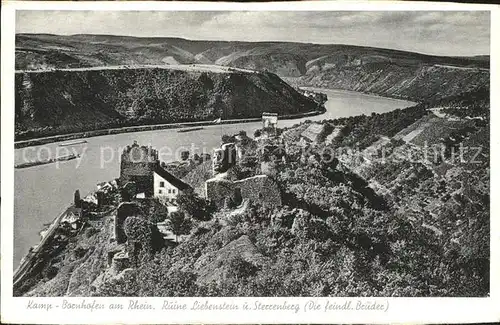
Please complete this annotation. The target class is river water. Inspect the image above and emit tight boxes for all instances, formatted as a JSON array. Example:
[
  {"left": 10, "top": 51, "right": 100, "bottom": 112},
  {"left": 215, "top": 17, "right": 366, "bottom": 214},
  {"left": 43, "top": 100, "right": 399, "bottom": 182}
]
[{"left": 13, "top": 88, "right": 415, "bottom": 267}]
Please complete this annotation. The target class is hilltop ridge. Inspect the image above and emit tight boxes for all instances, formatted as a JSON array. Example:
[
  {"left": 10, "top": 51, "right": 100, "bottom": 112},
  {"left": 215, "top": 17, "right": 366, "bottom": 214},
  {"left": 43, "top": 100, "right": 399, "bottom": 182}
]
[
  {"left": 16, "top": 33, "right": 489, "bottom": 68},
  {"left": 17, "top": 34, "right": 489, "bottom": 102}
]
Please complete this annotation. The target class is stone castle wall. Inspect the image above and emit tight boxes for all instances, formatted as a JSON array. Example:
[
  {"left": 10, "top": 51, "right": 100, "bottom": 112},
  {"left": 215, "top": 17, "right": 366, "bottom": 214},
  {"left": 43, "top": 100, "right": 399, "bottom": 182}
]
[
  {"left": 205, "top": 178, "right": 236, "bottom": 208},
  {"left": 235, "top": 175, "right": 282, "bottom": 208},
  {"left": 206, "top": 175, "right": 281, "bottom": 209},
  {"left": 115, "top": 202, "right": 142, "bottom": 244},
  {"left": 120, "top": 142, "right": 158, "bottom": 196},
  {"left": 213, "top": 143, "right": 238, "bottom": 174}
]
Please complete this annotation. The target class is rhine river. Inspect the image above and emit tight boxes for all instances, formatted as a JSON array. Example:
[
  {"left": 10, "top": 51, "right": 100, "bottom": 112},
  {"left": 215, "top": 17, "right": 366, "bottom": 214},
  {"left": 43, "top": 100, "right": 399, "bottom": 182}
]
[{"left": 13, "top": 88, "right": 415, "bottom": 268}]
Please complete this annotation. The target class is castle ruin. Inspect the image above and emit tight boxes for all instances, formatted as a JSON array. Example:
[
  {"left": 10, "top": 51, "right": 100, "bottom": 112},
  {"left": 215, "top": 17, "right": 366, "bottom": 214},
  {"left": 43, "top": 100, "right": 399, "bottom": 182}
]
[
  {"left": 120, "top": 141, "right": 159, "bottom": 197},
  {"left": 205, "top": 174, "right": 282, "bottom": 209},
  {"left": 212, "top": 142, "right": 238, "bottom": 175}
]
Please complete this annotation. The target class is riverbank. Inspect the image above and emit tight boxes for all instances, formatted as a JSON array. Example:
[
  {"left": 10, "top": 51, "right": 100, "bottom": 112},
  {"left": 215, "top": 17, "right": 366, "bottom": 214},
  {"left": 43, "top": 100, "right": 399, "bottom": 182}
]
[
  {"left": 14, "top": 110, "right": 325, "bottom": 149},
  {"left": 300, "top": 86, "right": 419, "bottom": 104},
  {"left": 13, "top": 204, "right": 76, "bottom": 289}
]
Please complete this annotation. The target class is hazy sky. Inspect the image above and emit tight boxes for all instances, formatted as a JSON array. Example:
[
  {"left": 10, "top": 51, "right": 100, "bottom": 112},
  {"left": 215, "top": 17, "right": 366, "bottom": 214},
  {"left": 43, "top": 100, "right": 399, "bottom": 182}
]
[{"left": 16, "top": 11, "right": 490, "bottom": 56}]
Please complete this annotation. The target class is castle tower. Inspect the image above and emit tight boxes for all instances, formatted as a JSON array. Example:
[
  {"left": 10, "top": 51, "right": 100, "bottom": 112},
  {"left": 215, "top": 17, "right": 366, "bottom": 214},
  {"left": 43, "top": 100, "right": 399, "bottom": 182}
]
[
  {"left": 262, "top": 112, "right": 278, "bottom": 131},
  {"left": 120, "top": 141, "right": 158, "bottom": 197},
  {"left": 212, "top": 148, "right": 224, "bottom": 176}
]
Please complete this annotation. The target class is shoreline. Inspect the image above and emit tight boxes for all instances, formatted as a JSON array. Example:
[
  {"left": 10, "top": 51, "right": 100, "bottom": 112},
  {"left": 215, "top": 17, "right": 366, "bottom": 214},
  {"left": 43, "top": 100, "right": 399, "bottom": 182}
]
[
  {"left": 300, "top": 86, "right": 418, "bottom": 105},
  {"left": 13, "top": 204, "right": 75, "bottom": 287},
  {"left": 14, "top": 110, "right": 325, "bottom": 149}
]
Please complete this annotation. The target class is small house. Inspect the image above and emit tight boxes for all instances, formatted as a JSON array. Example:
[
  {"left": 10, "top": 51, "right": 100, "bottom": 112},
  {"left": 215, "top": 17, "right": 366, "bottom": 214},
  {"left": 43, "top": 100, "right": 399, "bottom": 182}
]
[{"left": 153, "top": 166, "right": 192, "bottom": 204}]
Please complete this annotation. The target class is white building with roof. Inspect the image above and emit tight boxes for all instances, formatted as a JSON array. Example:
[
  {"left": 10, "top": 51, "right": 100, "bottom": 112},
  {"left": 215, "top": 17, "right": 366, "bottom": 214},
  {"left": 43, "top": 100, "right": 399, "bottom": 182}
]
[{"left": 153, "top": 166, "right": 192, "bottom": 204}]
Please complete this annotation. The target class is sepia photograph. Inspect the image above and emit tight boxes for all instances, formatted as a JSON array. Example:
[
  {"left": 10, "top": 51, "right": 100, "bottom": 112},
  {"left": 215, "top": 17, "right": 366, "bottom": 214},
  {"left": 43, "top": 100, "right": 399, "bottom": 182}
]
[{"left": 4, "top": 1, "right": 494, "bottom": 307}]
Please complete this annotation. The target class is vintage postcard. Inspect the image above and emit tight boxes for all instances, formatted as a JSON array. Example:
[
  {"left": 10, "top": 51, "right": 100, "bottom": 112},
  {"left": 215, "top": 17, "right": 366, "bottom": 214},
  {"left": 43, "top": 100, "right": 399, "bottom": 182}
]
[{"left": 1, "top": 1, "right": 499, "bottom": 324}]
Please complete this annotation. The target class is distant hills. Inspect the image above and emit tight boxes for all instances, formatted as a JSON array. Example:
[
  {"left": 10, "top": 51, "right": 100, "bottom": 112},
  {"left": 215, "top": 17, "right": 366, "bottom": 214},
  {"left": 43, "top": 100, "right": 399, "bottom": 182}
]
[
  {"left": 15, "top": 34, "right": 490, "bottom": 140},
  {"left": 16, "top": 34, "right": 490, "bottom": 102},
  {"left": 16, "top": 34, "right": 490, "bottom": 71}
]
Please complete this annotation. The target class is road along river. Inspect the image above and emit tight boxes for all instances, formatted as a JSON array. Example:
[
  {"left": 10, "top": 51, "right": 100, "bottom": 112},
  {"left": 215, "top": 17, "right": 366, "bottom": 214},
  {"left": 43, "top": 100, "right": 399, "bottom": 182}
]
[{"left": 13, "top": 88, "right": 415, "bottom": 268}]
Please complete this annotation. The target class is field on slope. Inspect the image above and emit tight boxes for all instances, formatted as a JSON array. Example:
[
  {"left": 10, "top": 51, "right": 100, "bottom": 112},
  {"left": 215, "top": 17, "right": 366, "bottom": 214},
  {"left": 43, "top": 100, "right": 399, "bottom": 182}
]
[{"left": 16, "top": 34, "right": 489, "bottom": 102}]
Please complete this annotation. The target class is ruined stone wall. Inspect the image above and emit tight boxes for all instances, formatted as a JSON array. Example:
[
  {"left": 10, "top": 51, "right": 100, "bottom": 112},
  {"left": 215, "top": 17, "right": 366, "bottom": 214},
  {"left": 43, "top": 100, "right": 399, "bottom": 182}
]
[
  {"left": 235, "top": 175, "right": 282, "bottom": 208},
  {"left": 206, "top": 175, "right": 281, "bottom": 209},
  {"left": 213, "top": 143, "right": 238, "bottom": 174},
  {"left": 127, "top": 240, "right": 141, "bottom": 267},
  {"left": 205, "top": 178, "right": 236, "bottom": 208}
]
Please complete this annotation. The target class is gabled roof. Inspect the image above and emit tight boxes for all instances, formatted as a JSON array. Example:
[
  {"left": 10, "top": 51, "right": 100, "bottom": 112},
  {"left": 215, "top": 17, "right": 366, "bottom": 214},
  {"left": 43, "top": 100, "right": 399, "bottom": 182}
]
[
  {"left": 154, "top": 166, "right": 192, "bottom": 191},
  {"left": 67, "top": 206, "right": 82, "bottom": 217}
]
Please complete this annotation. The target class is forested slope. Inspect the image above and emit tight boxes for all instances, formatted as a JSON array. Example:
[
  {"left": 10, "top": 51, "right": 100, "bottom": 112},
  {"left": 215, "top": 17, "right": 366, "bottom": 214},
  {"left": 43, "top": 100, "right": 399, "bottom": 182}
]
[{"left": 15, "top": 67, "right": 318, "bottom": 140}]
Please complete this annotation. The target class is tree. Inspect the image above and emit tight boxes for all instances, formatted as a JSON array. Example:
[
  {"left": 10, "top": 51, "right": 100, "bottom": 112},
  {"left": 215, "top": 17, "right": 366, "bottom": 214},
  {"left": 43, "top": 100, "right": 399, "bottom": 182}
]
[
  {"left": 180, "top": 151, "right": 190, "bottom": 161},
  {"left": 124, "top": 216, "right": 152, "bottom": 245},
  {"left": 177, "top": 188, "right": 214, "bottom": 221},
  {"left": 169, "top": 211, "right": 192, "bottom": 243},
  {"left": 123, "top": 216, "right": 164, "bottom": 253},
  {"left": 254, "top": 129, "right": 262, "bottom": 138},
  {"left": 221, "top": 134, "right": 234, "bottom": 144}
]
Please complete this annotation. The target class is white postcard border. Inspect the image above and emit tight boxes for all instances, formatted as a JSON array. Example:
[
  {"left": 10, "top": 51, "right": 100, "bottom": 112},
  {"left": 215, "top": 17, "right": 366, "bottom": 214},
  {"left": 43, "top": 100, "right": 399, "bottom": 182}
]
[{"left": 1, "top": 1, "right": 499, "bottom": 324}]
